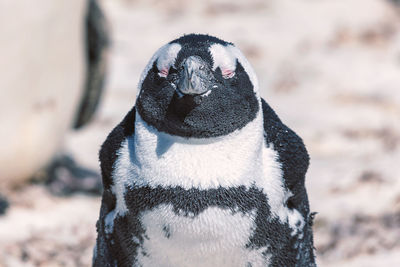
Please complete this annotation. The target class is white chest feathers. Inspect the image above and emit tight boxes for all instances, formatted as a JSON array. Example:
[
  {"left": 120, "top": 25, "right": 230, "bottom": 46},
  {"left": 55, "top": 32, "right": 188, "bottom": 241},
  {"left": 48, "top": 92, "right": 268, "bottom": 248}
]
[
  {"left": 114, "top": 112, "right": 266, "bottom": 191},
  {"left": 111, "top": 111, "right": 304, "bottom": 232},
  {"left": 135, "top": 204, "right": 269, "bottom": 267}
]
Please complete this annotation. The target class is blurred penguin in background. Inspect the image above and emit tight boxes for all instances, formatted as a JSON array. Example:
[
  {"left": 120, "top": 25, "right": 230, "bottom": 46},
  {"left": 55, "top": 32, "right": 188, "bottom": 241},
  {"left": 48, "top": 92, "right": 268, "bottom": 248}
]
[{"left": 0, "top": 0, "right": 108, "bottom": 203}]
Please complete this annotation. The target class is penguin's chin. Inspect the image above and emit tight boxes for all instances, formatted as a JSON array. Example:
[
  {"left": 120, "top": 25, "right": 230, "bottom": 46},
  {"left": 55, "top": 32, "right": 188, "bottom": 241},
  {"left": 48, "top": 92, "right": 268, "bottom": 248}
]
[
  {"left": 162, "top": 93, "right": 206, "bottom": 132},
  {"left": 172, "top": 91, "right": 207, "bottom": 108}
]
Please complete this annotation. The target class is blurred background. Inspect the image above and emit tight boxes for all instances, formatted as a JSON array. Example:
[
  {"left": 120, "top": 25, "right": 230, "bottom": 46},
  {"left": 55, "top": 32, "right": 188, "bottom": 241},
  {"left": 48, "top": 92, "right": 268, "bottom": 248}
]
[{"left": 1, "top": 0, "right": 400, "bottom": 266}]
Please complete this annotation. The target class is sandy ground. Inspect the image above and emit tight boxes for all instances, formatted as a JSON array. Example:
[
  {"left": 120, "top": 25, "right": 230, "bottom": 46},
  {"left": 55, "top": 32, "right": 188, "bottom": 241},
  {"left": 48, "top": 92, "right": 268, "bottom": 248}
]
[{"left": 1, "top": 0, "right": 400, "bottom": 266}]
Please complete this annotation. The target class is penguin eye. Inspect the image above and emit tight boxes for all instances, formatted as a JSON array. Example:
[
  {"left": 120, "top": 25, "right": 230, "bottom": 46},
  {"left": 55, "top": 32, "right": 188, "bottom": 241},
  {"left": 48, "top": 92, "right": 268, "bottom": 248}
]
[
  {"left": 222, "top": 69, "right": 235, "bottom": 79},
  {"left": 158, "top": 67, "right": 169, "bottom": 78},
  {"left": 158, "top": 66, "right": 179, "bottom": 78}
]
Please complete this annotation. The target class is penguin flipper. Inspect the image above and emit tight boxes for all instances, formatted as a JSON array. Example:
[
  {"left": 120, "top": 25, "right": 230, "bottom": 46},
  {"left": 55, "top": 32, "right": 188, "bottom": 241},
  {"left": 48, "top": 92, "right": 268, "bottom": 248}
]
[
  {"left": 261, "top": 98, "right": 316, "bottom": 266},
  {"left": 99, "top": 107, "right": 136, "bottom": 190},
  {"left": 261, "top": 98, "right": 309, "bottom": 208},
  {"left": 93, "top": 107, "right": 136, "bottom": 266}
]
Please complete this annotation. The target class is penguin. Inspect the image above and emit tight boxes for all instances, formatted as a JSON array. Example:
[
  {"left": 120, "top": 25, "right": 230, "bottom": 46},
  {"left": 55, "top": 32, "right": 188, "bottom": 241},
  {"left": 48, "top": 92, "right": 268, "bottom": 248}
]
[
  {"left": 93, "top": 34, "right": 316, "bottom": 267},
  {"left": 74, "top": 0, "right": 109, "bottom": 129},
  {"left": 0, "top": 0, "right": 108, "bottom": 189}
]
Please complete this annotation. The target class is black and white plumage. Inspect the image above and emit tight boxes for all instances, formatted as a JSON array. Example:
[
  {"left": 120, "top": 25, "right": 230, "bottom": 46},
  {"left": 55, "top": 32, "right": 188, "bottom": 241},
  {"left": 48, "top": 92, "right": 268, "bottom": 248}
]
[{"left": 93, "top": 34, "right": 316, "bottom": 267}]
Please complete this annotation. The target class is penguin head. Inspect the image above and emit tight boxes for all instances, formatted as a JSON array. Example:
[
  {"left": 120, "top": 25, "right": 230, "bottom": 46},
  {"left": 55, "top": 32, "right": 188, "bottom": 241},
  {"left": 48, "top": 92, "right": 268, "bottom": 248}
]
[{"left": 136, "top": 34, "right": 260, "bottom": 138}]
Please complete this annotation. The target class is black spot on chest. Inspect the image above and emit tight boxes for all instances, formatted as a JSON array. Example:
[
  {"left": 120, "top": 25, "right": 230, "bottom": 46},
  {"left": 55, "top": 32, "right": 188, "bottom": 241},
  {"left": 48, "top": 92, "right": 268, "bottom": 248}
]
[
  {"left": 162, "top": 224, "right": 171, "bottom": 238},
  {"left": 124, "top": 185, "right": 267, "bottom": 217}
]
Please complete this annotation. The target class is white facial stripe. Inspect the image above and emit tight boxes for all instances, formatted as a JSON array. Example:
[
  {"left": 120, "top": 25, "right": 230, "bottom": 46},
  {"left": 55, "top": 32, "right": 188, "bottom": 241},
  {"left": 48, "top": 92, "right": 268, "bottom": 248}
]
[
  {"left": 156, "top": 43, "right": 181, "bottom": 73},
  {"left": 226, "top": 45, "right": 260, "bottom": 96},
  {"left": 209, "top": 44, "right": 237, "bottom": 72},
  {"left": 139, "top": 43, "right": 259, "bottom": 95},
  {"left": 209, "top": 43, "right": 260, "bottom": 95},
  {"left": 137, "top": 43, "right": 182, "bottom": 96}
]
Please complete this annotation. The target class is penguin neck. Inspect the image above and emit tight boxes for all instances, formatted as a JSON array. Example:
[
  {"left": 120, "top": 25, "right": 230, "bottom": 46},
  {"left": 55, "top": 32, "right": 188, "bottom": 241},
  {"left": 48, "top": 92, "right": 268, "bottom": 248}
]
[{"left": 131, "top": 110, "right": 265, "bottom": 189}]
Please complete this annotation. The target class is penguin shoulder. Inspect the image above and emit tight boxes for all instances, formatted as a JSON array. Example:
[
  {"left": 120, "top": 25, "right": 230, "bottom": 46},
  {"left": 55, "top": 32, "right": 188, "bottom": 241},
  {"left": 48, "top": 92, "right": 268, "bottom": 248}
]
[
  {"left": 99, "top": 107, "right": 136, "bottom": 189},
  {"left": 261, "top": 98, "right": 310, "bottom": 188}
]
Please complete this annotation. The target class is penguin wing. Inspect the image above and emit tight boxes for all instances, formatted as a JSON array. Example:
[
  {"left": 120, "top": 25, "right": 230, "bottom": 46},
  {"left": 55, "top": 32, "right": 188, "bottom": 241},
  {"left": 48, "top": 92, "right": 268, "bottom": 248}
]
[
  {"left": 261, "top": 99, "right": 317, "bottom": 265},
  {"left": 94, "top": 107, "right": 136, "bottom": 266},
  {"left": 261, "top": 98, "right": 310, "bottom": 212},
  {"left": 99, "top": 107, "right": 136, "bottom": 190}
]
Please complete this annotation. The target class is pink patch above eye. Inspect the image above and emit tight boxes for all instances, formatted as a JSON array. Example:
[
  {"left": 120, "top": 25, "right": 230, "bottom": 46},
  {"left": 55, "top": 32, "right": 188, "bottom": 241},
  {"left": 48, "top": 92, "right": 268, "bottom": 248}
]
[
  {"left": 222, "top": 69, "right": 235, "bottom": 79},
  {"left": 159, "top": 68, "right": 169, "bottom": 77}
]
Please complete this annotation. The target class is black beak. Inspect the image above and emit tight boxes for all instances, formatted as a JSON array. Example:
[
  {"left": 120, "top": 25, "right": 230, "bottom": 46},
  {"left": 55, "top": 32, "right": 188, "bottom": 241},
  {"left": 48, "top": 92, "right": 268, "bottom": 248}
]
[{"left": 177, "top": 56, "right": 212, "bottom": 96}]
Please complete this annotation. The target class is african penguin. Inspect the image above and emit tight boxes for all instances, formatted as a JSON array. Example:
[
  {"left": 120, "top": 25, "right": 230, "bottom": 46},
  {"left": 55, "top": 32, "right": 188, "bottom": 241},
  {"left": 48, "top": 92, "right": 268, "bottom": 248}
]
[
  {"left": 0, "top": 0, "right": 108, "bottom": 188},
  {"left": 93, "top": 34, "right": 316, "bottom": 267}
]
